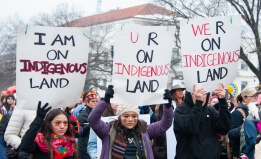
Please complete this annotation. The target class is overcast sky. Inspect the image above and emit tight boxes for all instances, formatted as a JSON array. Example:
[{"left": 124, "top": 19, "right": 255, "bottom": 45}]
[{"left": 0, "top": 0, "right": 150, "bottom": 21}]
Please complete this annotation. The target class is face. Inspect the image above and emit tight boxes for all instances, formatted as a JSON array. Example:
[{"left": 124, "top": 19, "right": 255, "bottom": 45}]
[
  {"left": 174, "top": 89, "right": 184, "bottom": 98},
  {"left": 7, "top": 97, "right": 14, "bottom": 105},
  {"left": 87, "top": 99, "right": 98, "bottom": 109},
  {"left": 120, "top": 112, "right": 138, "bottom": 129},
  {"left": 51, "top": 114, "right": 68, "bottom": 136},
  {"left": 210, "top": 98, "right": 218, "bottom": 106},
  {"left": 2, "top": 98, "right": 6, "bottom": 103},
  {"left": 243, "top": 94, "right": 257, "bottom": 105}
]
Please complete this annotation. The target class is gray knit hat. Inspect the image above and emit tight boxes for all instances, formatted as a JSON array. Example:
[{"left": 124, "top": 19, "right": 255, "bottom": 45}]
[{"left": 116, "top": 104, "right": 140, "bottom": 118}]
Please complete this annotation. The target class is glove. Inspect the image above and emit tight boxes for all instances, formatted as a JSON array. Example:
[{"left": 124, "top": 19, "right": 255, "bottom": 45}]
[
  {"left": 104, "top": 85, "right": 114, "bottom": 103},
  {"left": 37, "top": 101, "right": 52, "bottom": 119},
  {"left": 163, "top": 89, "right": 172, "bottom": 108}
]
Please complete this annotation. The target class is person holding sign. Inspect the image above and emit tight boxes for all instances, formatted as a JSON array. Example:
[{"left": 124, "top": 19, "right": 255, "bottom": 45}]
[
  {"left": 88, "top": 85, "right": 173, "bottom": 159},
  {"left": 20, "top": 102, "right": 78, "bottom": 159},
  {"left": 174, "top": 83, "right": 231, "bottom": 159}
]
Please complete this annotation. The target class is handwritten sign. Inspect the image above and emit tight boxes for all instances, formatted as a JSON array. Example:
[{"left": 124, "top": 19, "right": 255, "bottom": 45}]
[
  {"left": 111, "top": 26, "right": 175, "bottom": 106},
  {"left": 16, "top": 26, "right": 89, "bottom": 110},
  {"left": 181, "top": 15, "right": 241, "bottom": 92}
]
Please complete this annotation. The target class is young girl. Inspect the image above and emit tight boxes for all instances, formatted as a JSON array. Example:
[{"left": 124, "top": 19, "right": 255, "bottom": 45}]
[
  {"left": 88, "top": 85, "right": 173, "bottom": 159},
  {"left": 20, "top": 101, "right": 78, "bottom": 159}
]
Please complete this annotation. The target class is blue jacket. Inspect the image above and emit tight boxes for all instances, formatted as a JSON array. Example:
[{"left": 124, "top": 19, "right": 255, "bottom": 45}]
[
  {"left": 88, "top": 128, "right": 97, "bottom": 159},
  {"left": 72, "top": 104, "right": 85, "bottom": 118}
]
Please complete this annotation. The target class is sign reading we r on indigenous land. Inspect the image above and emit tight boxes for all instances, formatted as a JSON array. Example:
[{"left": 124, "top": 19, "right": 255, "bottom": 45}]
[
  {"left": 181, "top": 15, "right": 241, "bottom": 92},
  {"left": 16, "top": 26, "right": 89, "bottom": 110},
  {"left": 111, "top": 26, "right": 175, "bottom": 106}
]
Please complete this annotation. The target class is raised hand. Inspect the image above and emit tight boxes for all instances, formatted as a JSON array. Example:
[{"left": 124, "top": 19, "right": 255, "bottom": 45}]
[
  {"left": 37, "top": 101, "right": 52, "bottom": 119},
  {"left": 192, "top": 84, "right": 207, "bottom": 101},
  {"left": 104, "top": 85, "right": 114, "bottom": 103},
  {"left": 214, "top": 83, "right": 226, "bottom": 99},
  {"left": 163, "top": 89, "right": 172, "bottom": 108}
]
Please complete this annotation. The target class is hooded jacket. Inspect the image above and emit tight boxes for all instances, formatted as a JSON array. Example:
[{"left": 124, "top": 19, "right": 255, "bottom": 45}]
[{"left": 174, "top": 92, "right": 231, "bottom": 159}]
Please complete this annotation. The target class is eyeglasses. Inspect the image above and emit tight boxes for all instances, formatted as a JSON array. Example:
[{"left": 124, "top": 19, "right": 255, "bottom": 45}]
[{"left": 90, "top": 100, "right": 98, "bottom": 103}]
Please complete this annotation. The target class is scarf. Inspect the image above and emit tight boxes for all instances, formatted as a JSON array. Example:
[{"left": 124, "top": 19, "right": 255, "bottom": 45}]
[
  {"left": 35, "top": 133, "right": 75, "bottom": 159},
  {"left": 111, "top": 130, "right": 143, "bottom": 159}
]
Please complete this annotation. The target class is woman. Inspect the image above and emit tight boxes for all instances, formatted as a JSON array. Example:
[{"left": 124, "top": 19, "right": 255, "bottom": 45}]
[
  {"left": 88, "top": 103, "right": 119, "bottom": 159},
  {"left": 20, "top": 101, "right": 78, "bottom": 159},
  {"left": 0, "top": 94, "right": 15, "bottom": 115},
  {"left": 170, "top": 84, "right": 185, "bottom": 110},
  {"left": 88, "top": 85, "right": 173, "bottom": 159}
]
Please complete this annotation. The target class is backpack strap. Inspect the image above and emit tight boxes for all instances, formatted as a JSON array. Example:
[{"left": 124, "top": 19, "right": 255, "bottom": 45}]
[{"left": 237, "top": 108, "right": 246, "bottom": 121}]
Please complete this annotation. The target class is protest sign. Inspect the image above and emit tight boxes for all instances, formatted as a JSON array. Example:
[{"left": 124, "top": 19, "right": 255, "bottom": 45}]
[
  {"left": 111, "top": 25, "right": 175, "bottom": 106},
  {"left": 181, "top": 15, "right": 241, "bottom": 92},
  {"left": 16, "top": 26, "right": 89, "bottom": 110}
]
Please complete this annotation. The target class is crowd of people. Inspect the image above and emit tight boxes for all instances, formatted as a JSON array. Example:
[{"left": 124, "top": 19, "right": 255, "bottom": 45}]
[{"left": 0, "top": 83, "right": 261, "bottom": 159}]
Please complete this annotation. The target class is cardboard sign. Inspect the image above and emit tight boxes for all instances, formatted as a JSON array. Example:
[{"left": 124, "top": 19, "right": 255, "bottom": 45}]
[
  {"left": 181, "top": 15, "right": 241, "bottom": 92},
  {"left": 16, "top": 26, "right": 89, "bottom": 110},
  {"left": 111, "top": 26, "right": 175, "bottom": 106}
]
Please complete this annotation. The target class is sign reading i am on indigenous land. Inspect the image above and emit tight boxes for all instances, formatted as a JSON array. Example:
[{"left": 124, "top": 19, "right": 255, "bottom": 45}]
[
  {"left": 16, "top": 26, "right": 90, "bottom": 110},
  {"left": 181, "top": 15, "right": 241, "bottom": 92},
  {"left": 111, "top": 26, "right": 175, "bottom": 106}
]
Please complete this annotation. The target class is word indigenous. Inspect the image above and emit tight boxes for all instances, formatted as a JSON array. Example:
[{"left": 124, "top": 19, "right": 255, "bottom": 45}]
[
  {"left": 20, "top": 60, "right": 88, "bottom": 75},
  {"left": 114, "top": 62, "right": 170, "bottom": 77},
  {"left": 183, "top": 50, "right": 240, "bottom": 67}
]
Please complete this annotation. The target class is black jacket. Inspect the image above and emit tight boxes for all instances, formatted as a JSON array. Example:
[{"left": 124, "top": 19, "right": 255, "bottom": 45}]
[
  {"left": 174, "top": 92, "right": 231, "bottom": 159},
  {"left": 77, "top": 106, "right": 92, "bottom": 159},
  {"left": 0, "top": 113, "right": 11, "bottom": 139},
  {"left": 20, "top": 117, "right": 73, "bottom": 159}
]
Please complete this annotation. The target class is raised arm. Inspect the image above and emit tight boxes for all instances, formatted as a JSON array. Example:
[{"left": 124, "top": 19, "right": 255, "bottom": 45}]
[
  {"left": 19, "top": 102, "right": 51, "bottom": 153},
  {"left": 88, "top": 85, "right": 114, "bottom": 139},
  {"left": 147, "top": 89, "right": 174, "bottom": 138},
  {"left": 213, "top": 83, "right": 231, "bottom": 134}
]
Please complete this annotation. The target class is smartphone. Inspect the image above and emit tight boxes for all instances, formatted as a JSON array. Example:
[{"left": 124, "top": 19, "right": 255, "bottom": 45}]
[{"left": 225, "top": 89, "right": 228, "bottom": 101}]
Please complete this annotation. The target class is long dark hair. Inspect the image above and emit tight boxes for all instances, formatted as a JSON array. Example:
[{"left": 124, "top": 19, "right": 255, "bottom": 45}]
[
  {"left": 38, "top": 109, "right": 78, "bottom": 159},
  {"left": 103, "top": 103, "right": 115, "bottom": 117}
]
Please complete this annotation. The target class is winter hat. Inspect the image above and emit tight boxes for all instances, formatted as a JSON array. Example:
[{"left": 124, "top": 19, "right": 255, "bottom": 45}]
[
  {"left": 85, "top": 93, "right": 97, "bottom": 102},
  {"left": 116, "top": 104, "right": 140, "bottom": 118},
  {"left": 241, "top": 86, "right": 257, "bottom": 97}
]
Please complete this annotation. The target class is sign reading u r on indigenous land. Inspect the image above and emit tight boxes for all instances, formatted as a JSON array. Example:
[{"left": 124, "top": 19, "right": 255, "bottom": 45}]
[
  {"left": 181, "top": 15, "right": 241, "bottom": 92},
  {"left": 111, "top": 26, "right": 175, "bottom": 106},
  {"left": 16, "top": 26, "right": 89, "bottom": 110}
]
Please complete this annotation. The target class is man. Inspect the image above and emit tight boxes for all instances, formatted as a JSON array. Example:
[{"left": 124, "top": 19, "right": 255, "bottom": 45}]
[{"left": 174, "top": 84, "right": 231, "bottom": 159}]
